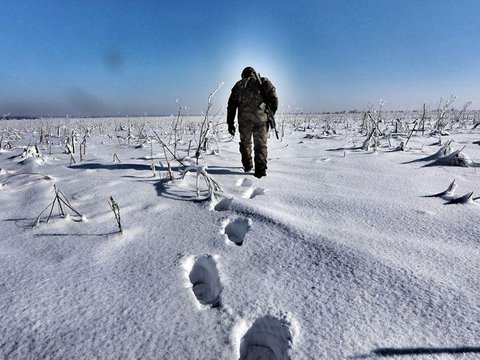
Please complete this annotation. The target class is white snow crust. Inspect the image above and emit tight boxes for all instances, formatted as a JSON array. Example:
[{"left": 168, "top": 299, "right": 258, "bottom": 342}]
[{"left": 0, "top": 115, "right": 479, "bottom": 359}]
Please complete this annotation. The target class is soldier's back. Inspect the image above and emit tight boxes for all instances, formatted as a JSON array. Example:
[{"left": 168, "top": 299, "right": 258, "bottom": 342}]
[{"left": 237, "top": 77, "right": 264, "bottom": 114}]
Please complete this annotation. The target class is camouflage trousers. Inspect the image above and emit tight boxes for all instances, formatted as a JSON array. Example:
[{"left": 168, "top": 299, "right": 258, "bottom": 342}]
[{"left": 238, "top": 110, "right": 268, "bottom": 173}]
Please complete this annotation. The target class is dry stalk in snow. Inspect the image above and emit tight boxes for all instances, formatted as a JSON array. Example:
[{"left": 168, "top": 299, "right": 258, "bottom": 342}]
[
  {"left": 108, "top": 196, "right": 123, "bottom": 234},
  {"left": 435, "top": 93, "right": 456, "bottom": 131},
  {"left": 195, "top": 83, "right": 223, "bottom": 164},
  {"left": 151, "top": 129, "right": 185, "bottom": 167},
  {"left": 362, "top": 111, "right": 383, "bottom": 151},
  {"left": 35, "top": 185, "right": 84, "bottom": 225},
  {"left": 403, "top": 120, "right": 418, "bottom": 149}
]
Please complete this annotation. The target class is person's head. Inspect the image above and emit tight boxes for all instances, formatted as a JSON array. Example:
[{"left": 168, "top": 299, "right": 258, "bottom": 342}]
[{"left": 241, "top": 66, "right": 256, "bottom": 79}]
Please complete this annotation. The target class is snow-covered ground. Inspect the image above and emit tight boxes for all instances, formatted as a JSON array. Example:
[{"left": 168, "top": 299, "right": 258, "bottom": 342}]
[{"left": 0, "top": 116, "right": 479, "bottom": 359}]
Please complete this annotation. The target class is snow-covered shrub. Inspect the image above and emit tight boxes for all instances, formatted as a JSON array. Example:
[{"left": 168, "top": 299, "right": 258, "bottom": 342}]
[{"left": 21, "top": 145, "right": 41, "bottom": 158}]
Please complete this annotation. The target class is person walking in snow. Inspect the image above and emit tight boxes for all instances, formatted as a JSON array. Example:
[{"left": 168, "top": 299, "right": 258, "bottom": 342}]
[{"left": 227, "top": 66, "right": 278, "bottom": 178}]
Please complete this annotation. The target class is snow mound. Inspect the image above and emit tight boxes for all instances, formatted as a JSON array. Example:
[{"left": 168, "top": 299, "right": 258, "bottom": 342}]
[
  {"left": 424, "top": 149, "right": 473, "bottom": 167},
  {"left": 403, "top": 141, "right": 453, "bottom": 163}
]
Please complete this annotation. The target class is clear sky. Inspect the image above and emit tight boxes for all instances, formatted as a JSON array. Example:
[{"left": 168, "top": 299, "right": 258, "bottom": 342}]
[{"left": 1, "top": 0, "right": 480, "bottom": 116}]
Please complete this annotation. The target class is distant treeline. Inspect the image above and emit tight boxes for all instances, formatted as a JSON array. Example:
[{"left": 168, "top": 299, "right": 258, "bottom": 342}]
[{"left": 3, "top": 109, "right": 480, "bottom": 120}]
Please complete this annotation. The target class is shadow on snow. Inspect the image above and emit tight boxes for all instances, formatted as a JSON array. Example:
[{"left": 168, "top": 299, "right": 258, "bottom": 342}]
[
  {"left": 71, "top": 163, "right": 153, "bottom": 171},
  {"left": 351, "top": 346, "right": 480, "bottom": 359}
]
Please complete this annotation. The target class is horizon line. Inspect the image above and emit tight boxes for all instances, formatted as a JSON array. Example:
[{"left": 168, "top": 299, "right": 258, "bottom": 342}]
[{"left": 3, "top": 108, "right": 480, "bottom": 120}]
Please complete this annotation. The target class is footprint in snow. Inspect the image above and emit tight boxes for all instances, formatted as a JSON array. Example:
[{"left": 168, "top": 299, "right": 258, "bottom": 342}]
[
  {"left": 314, "top": 157, "right": 331, "bottom": 163},
  {"left": 243, "top": 187, "right": 267, "bottom": 199},
  {"left": 214, "top": 197, "right": 233, "bottom": 211},
  {"left": 189, "top": 255, "right": 222, "bottom": 308},
  {"left": 222, "top": 217, "right": 251, "bottom": 246},
  {"left": 239, "top": 315, "right": 292, "bottom": 360},
  {"left": 236, "top": 178, "right": 253, "bottom": 187}
]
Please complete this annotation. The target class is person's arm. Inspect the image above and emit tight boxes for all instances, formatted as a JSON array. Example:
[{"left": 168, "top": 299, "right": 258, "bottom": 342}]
[
  {"left": 227, "top": 84, "right": 239, "bottom": 126},
  {"left": 227, "top": 84, "right": 239, "bottom": 135}
]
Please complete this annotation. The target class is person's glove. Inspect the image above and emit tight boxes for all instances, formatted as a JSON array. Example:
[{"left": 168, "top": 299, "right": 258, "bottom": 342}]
[{"left": 228, "top": 123, "right": 236, "bottom": 136}]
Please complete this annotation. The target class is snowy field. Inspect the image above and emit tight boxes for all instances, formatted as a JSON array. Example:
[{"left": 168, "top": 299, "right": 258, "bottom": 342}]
[{"left": 0, "top": 114, "right": 479, "bottom": 359}]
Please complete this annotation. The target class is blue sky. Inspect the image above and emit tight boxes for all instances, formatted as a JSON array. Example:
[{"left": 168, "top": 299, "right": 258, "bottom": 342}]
[{"left": 1, "top": 0, "right": 480, "bottom": 116}]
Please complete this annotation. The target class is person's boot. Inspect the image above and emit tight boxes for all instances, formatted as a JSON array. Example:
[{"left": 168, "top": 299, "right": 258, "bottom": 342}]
[
  {"left": 242, "top": 159, "right": 253, "bottom": 173},
  {"left": 254, "top": 168, "right": 266, "bottom": 178}
]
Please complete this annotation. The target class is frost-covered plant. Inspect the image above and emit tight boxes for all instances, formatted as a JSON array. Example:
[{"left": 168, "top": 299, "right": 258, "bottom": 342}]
[
  {"left": 35, "top": 185, "right": 84, "bottom": 225},
  {"left": 21, "top": 145, "right": 41, "bottom": 158},
  {"left": 181, "top": 164, "right": 223, "bottom": 200},
  {"left": 195, "top": 83, "right": 224, "bottom": 164},
  {"left": 472, "top": 113, "right": 480, "bottom": 130},
  {"left": 434, "top": 93, "right": 456, "bottom": 132},
  {"left": 147, "top": 87, "right": 226, "bottom": 199},
  {"left": 452, "top": 101, "right": 471, "bottom": 126},
  {"left": 151, "top": 129, "right": 185, "bottom": 167},
  {"left": 168, "top": 104, "right": 188, "bottom": 158},
  {"left": 361, "top": 100, "right": 385, "bottom": 151},
  {"left": 400, "top": 119, "right": 420, "bottom": 151}
]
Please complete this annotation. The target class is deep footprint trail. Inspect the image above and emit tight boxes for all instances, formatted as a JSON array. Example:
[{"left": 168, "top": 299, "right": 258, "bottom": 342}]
[
  {"left": 239, "top": 315, "right": 292, "bottom": 360},
  {"left": 188, "top": 255, "right": 222, "bottom": 308},
  {"left": 243, "top": 187, "right": 267, "bottom": 199},
  {"left": 223, "top": 217, "right": 252, "bottom": 246}
]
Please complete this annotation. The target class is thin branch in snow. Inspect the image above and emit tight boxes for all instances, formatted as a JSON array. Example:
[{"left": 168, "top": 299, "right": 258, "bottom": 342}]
[
  {"left": 34, "top": 184, "right": 84, "bottom": 226},
  {"left": 108, "top": 196, "right": 123, "bottom": 234}
]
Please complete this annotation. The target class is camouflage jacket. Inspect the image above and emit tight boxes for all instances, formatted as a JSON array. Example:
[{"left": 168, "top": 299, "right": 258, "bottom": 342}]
[{"left": 227, "top": 75, "right": 278, "bottom": 126}]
